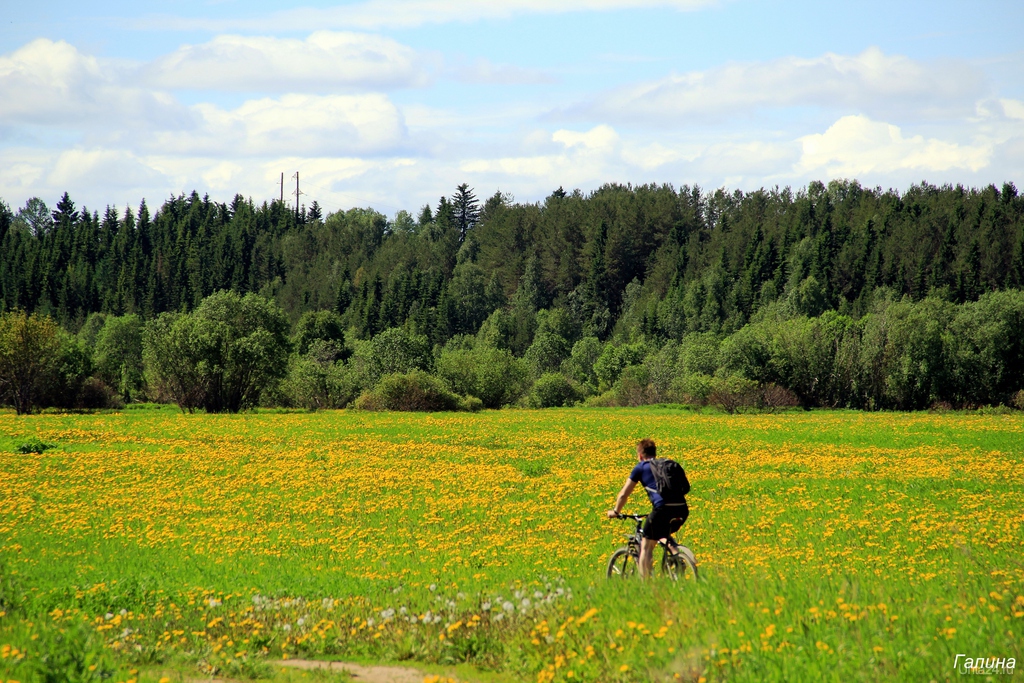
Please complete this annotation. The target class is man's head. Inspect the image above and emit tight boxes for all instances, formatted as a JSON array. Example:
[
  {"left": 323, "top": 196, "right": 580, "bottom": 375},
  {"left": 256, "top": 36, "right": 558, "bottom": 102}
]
[{"left": 636, "top": 438, "right": 656, "bottom": 460}]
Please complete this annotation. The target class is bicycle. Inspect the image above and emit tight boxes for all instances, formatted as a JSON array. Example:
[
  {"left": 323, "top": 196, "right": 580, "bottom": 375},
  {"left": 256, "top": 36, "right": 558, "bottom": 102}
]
[{"left": 606, "top": 512, "right": 698, "bottom": 581}]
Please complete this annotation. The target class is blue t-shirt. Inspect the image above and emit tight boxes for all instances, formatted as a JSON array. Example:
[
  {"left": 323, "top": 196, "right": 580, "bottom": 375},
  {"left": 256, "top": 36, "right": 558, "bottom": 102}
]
[{"left": 629, "top": 460, "right": 665, "bottom": 508}]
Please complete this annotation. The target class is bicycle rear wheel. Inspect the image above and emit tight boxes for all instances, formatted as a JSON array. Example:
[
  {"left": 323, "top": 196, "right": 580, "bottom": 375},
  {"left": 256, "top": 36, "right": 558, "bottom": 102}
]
[
  {"left": 661, "top": 545, "right": 698, "bottom": 582},
  {"left": 606, "top": 547, "right": 637, "bottom": 578}
]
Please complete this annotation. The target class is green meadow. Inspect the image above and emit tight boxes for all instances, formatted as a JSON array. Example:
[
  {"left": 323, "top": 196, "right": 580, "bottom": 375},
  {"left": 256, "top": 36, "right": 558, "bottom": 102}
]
[{"left": 0, "top": 407, "right": 1021, "bottom": 682}]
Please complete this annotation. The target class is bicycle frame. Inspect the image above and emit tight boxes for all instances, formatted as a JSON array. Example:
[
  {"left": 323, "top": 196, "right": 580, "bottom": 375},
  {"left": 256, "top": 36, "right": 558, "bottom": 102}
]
[
  {"left": 616, "top": 513, "right": 679, "bottom": 554},
  {"left": 607, "top": 512, "right": 698, "bottom": 581}
]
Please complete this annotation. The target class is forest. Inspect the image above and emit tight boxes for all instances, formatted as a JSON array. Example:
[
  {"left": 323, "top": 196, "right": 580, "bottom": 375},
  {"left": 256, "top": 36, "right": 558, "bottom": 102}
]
[{"left": 1, "top": 178, "right": 1023, "bottom": 413}]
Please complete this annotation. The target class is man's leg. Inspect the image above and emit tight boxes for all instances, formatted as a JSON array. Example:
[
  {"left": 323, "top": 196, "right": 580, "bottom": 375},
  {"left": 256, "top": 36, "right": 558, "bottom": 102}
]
[{"left": 638, "top": 538, "right": 658, "bottom": 578}]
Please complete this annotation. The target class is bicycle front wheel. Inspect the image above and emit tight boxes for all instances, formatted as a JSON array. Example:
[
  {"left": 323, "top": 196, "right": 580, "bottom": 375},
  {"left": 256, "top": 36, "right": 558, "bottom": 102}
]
[{"left": 606, "top": 547, "right": 638, "bottom": 578}]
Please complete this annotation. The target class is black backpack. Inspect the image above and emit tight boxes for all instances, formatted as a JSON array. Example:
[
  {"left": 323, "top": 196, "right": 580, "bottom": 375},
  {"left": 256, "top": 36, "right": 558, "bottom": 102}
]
[{"left": 649, "top": 458, "right": 690, "bottom": 504}]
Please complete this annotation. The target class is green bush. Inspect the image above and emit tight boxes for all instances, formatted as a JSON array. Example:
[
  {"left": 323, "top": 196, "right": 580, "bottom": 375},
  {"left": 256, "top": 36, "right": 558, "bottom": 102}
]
[
  {"left": 435, "top": 344, "right": 530, "bottom": 408},
  {"left": 371, "top": 370, "right": 462, "bottom": 412},
  {"left": 353, "top": 391, "right": 384, "bottom": 411},
  {"left": 14, "top": 437, "right": 55, "bottom": 454},
  {"left": 77, "top": 377, "right": 123, "bottom": 410},
  {"left": 671, "top": 372, "right": 714, "bottom": 405},
  {"left": 609, "top": 366, "right": 655, "bottom": 407},
  {"left": 44, "top": 331, "right": 93, "bottom": 409},
  {"left": 593, "top": 341, "right": 646, "bottom": 391},
  {"left": 352, "top": 327, "right": 432, "bottom": 387},
  {"left": 293, "top": 310, "right": 347, "bottom": 356},
  {"left": 283, "top": 341, "right": 361, "bottom": 410},
  {"left": 528, "top": 373, "right": 580, "bottom": 408},
  {"left": 143, "top": 291, "right": 291, "bottom": 413},
  {"left": 460, "top": 395, "right": 484, "bottom": 412},
  {"left": 707, "top": 375, "right": 760, "bottom": 413},
  {"left": 561, "top": 336, "right": 602, "bottom": 394},
  {"left": 93, "top": 314, "right": 145, "bottom": 403}
]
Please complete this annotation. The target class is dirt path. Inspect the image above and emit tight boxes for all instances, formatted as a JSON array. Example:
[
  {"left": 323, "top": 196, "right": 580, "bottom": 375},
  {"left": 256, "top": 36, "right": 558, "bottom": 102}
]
[{"left": 275, "top": 658, "right": 426, "bottom": 683}]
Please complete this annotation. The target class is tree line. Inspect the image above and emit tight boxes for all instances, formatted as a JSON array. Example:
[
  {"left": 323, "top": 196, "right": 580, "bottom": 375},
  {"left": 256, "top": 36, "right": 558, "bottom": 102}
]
[{"left": 1, "top": 179, "right": 1022, "bottom": 413}]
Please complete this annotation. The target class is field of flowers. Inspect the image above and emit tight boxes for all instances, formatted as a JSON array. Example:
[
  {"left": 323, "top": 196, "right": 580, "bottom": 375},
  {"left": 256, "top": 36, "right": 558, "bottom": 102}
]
[{"left": 1, "top": 406, "right": 1022, "bottom": 682}]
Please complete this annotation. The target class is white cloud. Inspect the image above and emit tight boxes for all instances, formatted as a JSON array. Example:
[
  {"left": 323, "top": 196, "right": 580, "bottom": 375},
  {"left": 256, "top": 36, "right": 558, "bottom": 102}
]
[
  {"left": 1001, "top": 99, "right": 1024, "bottom": 121},
  {"left": 130, "top": 0, "right": 720, "bottom": 32},
  {"left": 580, "top": 47, "right": 984, "bottom": 124},
  {"left": 0, "top": 39, "right": 189, "bottom": 128},
  {"left": 144, "top": 31, "right": 431, "bottom": 91},
  {"left": 797, "top": 115, "right": 991, "bottom": 177},
  {"left": 47, "top": 149, "right": 168, "bottom": 190},
  {"left": 462, "top": 125, "right": 621, "bottom": 187},
  {"left": 140, "top": 93, "right": 407, "bottom": 158},
  {"left": 552, "top": 124, "right": 619, "bottom": 151},
  {"left": 452, "top": 58, "right": 554, "bottom": 85}
]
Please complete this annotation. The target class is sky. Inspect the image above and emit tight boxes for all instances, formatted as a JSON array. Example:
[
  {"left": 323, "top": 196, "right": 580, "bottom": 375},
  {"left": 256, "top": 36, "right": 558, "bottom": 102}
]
[{"left": 1, "top": 0, "right": 1022, "bottom": 218}]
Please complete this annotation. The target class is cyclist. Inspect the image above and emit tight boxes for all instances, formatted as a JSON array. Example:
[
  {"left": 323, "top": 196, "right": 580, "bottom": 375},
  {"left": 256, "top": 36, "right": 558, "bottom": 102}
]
[{"left": 606, "top": 438, "right": 689, "bottom": 578}]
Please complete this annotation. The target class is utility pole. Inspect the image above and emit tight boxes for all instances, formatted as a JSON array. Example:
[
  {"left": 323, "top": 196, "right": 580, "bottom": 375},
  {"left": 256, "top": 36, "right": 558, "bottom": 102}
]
[
  {"left": 292, "top": 172, "right": 303, "bottom": 222},
  {"left": 280, "top": 172, "right": 284, "bottom": 204}
]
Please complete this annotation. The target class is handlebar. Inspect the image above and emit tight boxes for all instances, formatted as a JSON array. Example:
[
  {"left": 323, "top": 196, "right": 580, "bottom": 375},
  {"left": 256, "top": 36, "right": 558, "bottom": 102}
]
[{"left": 611, "top": 512, "right": 647, "bottom": 521}]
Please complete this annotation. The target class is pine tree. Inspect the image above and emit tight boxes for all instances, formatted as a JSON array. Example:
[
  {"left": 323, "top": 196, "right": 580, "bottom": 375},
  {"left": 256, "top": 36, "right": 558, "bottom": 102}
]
[
  {"left": 451, "top": 184, "right": 480, "bottom": 243},
  {"left": 308, "top": 201, "right": 323, "bottom": 223}
]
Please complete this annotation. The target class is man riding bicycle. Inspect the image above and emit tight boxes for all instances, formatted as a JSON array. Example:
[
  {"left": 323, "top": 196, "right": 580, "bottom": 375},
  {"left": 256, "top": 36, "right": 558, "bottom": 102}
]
[{"left": 606, "top": 438, "right": 690, "bottom": 578}]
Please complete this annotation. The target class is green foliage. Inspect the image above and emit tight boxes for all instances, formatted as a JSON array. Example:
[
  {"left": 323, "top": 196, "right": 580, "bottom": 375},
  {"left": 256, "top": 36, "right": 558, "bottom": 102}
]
[
  {"left": 523, "top": 309, "right": 574, "bottom": 378},
  {"left": 292, "top": 310, "right": 347, "bottom": 357},
  {"left": 31, "top": 623, "right": 118, "bottom": 683},
  {"left": 93, "top": 314, "right": 145, "bottom": 402},
  {"left": 944, "top": 289, "right": 1024, "bottom": 406},
  {"left": 357, "top": 327, "right": 431, "bottom": 386},
  {"left": 14, "top": 437, "right": 55, "bottom": 454},
  {"left": 44, "top": 331, "right": 93, "bottom": 409},
  {"left": 283, "top": 340, "right": 361, "bottom": 410},
  {"left": 365, "top": 370, "right": 462, "bottom": 412},
  {"left": 593, "top": 341, "right": 646, "bottom": 391},
  {"left": 143, "top": 291, "right": 290, "bottom": 412},
  {"left": 460, "top": 394, "right": 484, "bottom": 412},
  {"left": 707, "top": 374, "right": 761, "bottom": 413},
  {"left": 527, "top": 372, "right": 580, "bottom": 408},
  {"left": 434, "top": 342, "right": 530, "bottom": 408},
  {"left": 3, "top": 180, "right": 1024, "bottom": 412},
  {"left": 561, "top": 336, "right": 602, "bottom": 393},
  {"left": 0, "top": 310, "right": 62, "bottom": 414}
]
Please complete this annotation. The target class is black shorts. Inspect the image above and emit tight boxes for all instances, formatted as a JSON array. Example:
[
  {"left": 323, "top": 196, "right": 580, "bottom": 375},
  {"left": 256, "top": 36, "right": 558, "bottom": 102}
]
[{"left": 642, "top": 504, "right": 689, "bottom": 540}]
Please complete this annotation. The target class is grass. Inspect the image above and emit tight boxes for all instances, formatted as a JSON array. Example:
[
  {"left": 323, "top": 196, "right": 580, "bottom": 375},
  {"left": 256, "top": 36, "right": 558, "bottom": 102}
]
[{"left": 0, "top": 407, "right": 1022, "bottom": 682}]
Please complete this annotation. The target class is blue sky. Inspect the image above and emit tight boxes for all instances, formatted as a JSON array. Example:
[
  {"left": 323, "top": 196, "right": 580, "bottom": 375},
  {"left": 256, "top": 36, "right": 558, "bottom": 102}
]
[{"left": 1, "top": 0, "right": 1022, "bottom": 217}]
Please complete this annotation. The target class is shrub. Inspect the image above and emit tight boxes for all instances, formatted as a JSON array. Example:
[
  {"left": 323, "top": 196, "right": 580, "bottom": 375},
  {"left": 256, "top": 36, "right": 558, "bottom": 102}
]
[
  {"left": 143, "top": 291, "right": 290, "bottom": 413},
  {"left": 460, "top": 395, "right": 484, "bottom": 412},
  {"left": 528, "top": 373, "right": 580, "bottom": 408},
  {"left": 44, "top": 332, "right": 93, "bottom": 409},
  {"left": 584, "top": 389, "right": 619, "bottom": 407},
  {"left": 373, "top": 370, "right": 461, "bottom": 412},
  {"left": 0, "top": 310, "right": 62, "bottom": 414},
  {"left": 561, "top": 336, "right": 602, "bottom": 394},
  {"left": 1011, "top": 390, "right": 1024, "bottom": 410},
  {"left": 707, "top": 375, "right": 760, "bottom": 413},
  {"left": 759, "top": 383, "right": 800, "bottom": 411},
  {"left": 613, "top": 365, "right": 656, "bottom": 407},
  {"left": 293, "top": 310, "right": 347, "bottom": 357},
  {"left": 78, "top": 377, "right": 123, "bottom": 410},
  {"left": 353, "top": 391, "right": 384, "bottom": 411},
  {"left": 284, "top": 341, "right": 361, "bottom": 410},
  {"left": 593, "top": 342, "right": 646, "bottom": 391},
  {"left": 671, "top": 373, "right": 714, "bottom": 406},
  {"left": 435, "top": 344, "right": 530, "bottom": 408},
  {"left": 93, "top": 314, "right": 145, "bottom": 403},
  {"left": 14, "top": 437, "right": 55, "bottom": 454},
  {"left": 362, "top": 328, "right": 431, "bottom": 384}
]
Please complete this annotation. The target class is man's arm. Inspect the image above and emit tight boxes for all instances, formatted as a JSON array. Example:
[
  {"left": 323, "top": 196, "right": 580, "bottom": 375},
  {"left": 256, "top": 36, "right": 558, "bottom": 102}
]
[{"left": 607, "top": 478, "right": 637, "bottom": 518}]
